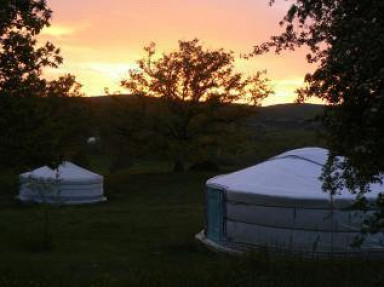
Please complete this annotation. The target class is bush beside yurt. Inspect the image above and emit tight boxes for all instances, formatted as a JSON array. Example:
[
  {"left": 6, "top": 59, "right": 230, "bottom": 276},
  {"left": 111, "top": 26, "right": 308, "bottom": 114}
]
[
  {"left": 197, "top": 147, "right": 384, "bottom": 257},
  {"left": 18, "top": 162, "right": 106, "bottom": 205}
]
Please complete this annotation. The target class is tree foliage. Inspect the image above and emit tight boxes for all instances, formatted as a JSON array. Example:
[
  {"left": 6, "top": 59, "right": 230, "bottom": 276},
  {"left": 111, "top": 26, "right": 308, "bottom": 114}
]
[
  {"left": 0, "top": 97, "right": 89, "bottom": 170},
  {"left": 96, "top": 95, "right": 150, "bottom": 171},
  {"left": 0, "top": 0, "right": 82, "bottom": 97},
  {"left": 257, "top": 0, "right": 384, "bottom": 186},
  {"left": 120, "top": 39, "right": 273, "bottom": 170},
  {"left": 123, "top": 39, "right": 272, "bottom": 105},
  {"left": 0, "top": 0, "right": 85, "bottom": 170},
  {"left": 258, "top": 0, "right": 384, "bottom": 234}
]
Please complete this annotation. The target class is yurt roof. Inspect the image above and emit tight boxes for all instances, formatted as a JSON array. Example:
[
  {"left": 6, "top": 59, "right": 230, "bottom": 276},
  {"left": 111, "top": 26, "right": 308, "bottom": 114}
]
[
  {"left": 20, "top": 162, "right": 103, "bottom": 183},
  {"left": 207, "top": 147, "right": 384, "bottom": 202}
]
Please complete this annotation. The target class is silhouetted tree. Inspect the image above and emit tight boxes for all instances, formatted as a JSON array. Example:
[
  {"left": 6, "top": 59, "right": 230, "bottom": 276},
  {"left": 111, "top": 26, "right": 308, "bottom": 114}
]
[
  {"left": 257, "top": 0, "right": 384, "bottom": 235},
  {"left": 0, "top": 0, "right": 85, "bottom": 170},
  {"left": 0, "top": 97, "right": 90, "bottom": 170},
  {"left": 121, "top": 39, "right": 273, "bottom": 171},
  {"left": 0, "top": 0, "right": 82, "bottom": 97}
]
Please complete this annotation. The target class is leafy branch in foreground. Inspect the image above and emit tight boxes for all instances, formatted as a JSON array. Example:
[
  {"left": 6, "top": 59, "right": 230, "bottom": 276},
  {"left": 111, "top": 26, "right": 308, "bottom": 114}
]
[
  {"left": 0, "top": 0, "right": 87, "bottom": 170},
  {"left": 0, "top": 0, "right": 82, "bottom": 98},
  {"left": 256, "top": 0, "right": 384, "bottom": 237}
]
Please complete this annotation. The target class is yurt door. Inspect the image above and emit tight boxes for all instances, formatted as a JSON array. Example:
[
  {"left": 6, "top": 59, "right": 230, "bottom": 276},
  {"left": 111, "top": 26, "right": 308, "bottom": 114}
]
[{"left": 206, "top": 188, "right": 224, "bottom": 242}]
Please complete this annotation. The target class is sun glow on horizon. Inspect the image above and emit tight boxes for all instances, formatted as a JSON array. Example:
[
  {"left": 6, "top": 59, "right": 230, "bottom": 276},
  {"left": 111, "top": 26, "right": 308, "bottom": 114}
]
[
  {"left": 41, "top": 0, "right": 316, "bottom": 104},
  {"left": 51, "top": 58, "right": 315, "bottom": 105}
]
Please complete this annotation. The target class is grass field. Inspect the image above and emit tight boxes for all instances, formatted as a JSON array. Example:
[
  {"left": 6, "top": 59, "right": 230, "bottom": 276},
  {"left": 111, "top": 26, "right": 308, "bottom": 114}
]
[
  {"left": 1, "top": 104, "right": 383, "bottom": 286},
  {"left": 2, "top": 169, "right": 384, "bottom": 287}
]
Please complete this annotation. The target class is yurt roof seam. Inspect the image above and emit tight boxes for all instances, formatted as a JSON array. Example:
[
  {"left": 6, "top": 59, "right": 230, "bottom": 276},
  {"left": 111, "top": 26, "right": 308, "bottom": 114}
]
[
  {"left": 206, "top": 183, "right": 229, "bottom": 191},
  {"left": 269, "top": 154, "right": 324, "bottom": 167}
]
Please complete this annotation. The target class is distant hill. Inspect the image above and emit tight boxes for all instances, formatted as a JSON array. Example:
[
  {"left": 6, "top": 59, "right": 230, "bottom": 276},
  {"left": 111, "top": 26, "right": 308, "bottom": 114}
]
[
  {"left": 71, "top": 96, "right": 326, "bottom": 167},
  {"left": 82, "top": 96, "right": 325, "bottom": 130},
  {"left": 257, "top": 103, "right": 324, "bottom": 120},
  {"left": 247, "top": 103, "right": 324, "bottom": 130},
  {"left": 84, "top": 96, "right": 324, "bottom": 116}
]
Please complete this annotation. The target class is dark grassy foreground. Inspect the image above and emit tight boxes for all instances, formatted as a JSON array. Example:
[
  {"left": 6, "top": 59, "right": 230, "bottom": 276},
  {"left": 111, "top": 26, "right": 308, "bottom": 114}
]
[
  {"left": 0, "top": 103, "right": 381, "bottom": 286},
  {"left": 1, "top": 170, "right": 384, "bottom": 287}
]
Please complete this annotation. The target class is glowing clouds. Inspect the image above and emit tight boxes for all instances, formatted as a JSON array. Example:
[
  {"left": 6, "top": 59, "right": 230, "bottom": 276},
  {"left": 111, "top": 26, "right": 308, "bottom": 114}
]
[
  {"left": 40, "top": 0, "right": 316, "bottom": 103},
  {"left": 40, "top": 25, "right": 75, "bottom": 37}
]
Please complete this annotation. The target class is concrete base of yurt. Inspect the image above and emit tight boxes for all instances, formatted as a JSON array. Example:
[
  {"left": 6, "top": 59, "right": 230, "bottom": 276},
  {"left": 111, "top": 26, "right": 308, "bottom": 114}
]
[
  {"left": 196, "top": 229, "right": 384, "bottom": 258},
  {"left": 195, "top": 230, "right": 244, "bottom": 255}
]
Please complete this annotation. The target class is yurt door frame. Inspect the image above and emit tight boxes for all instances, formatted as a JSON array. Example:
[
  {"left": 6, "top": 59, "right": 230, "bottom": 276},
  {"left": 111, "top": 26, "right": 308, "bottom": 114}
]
[{"left": 206, "top": 187, "right": 225, "bottom": 242}]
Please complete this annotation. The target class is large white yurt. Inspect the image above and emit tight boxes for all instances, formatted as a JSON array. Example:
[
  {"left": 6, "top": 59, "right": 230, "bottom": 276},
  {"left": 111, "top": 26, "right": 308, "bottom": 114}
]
[
  {"left": 197, "top": 147, "right": 384, "bottom": 257},
  {"left": 18, "top": 162, "right": 106, "bottom": 205}
]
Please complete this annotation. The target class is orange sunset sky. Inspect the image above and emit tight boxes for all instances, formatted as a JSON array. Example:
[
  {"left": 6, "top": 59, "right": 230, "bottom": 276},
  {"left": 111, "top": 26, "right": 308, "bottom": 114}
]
[{"left": 39, "top": 0, "right": 319, "bottom": 105}]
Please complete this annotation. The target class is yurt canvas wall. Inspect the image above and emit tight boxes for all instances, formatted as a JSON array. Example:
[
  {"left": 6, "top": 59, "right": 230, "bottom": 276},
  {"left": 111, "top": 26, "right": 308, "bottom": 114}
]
[
  {"left": 199, "top": 148, "right": 384, "bottom": 256},
  {"left": 18, "top": 162, "right": 106, "bottom": 205}
]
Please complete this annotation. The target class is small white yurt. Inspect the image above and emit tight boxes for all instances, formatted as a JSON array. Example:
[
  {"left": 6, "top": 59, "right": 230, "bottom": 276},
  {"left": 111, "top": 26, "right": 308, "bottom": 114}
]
[
  {"left": 197, "top": 147, "right": 384, "bottom": 257},
  {"left": 18, "top": 162, "right": 106, "bottom": 205}
]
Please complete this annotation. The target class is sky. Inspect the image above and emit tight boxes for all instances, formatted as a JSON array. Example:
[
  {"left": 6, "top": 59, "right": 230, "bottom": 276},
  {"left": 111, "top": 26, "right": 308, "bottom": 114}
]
[{"left": 39, "top": 0, "right": 320, "bottom": 105}]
